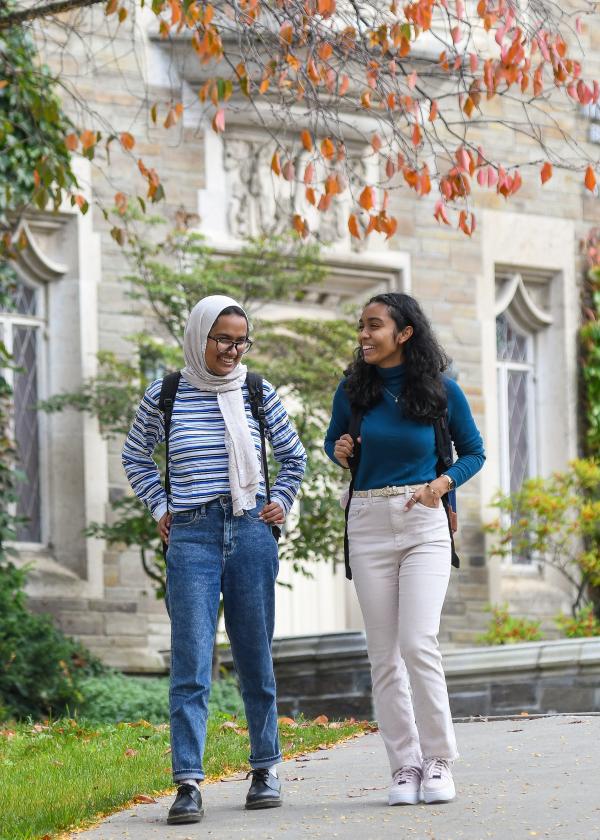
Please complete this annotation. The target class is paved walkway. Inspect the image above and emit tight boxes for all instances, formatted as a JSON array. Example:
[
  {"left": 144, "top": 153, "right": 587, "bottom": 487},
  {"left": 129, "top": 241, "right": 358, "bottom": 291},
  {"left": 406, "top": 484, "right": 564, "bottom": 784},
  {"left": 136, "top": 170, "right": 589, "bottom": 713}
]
[{"left": 73, "top": 716, "right": 600, "bottom": 840}]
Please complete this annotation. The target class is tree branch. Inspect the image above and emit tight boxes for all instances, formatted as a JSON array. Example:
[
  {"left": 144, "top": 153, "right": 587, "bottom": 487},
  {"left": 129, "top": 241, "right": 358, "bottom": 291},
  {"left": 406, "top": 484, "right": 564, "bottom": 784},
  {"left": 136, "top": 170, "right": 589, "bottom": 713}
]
[{"left": 0, "top": 0, "right": 105, "bottom": 31}]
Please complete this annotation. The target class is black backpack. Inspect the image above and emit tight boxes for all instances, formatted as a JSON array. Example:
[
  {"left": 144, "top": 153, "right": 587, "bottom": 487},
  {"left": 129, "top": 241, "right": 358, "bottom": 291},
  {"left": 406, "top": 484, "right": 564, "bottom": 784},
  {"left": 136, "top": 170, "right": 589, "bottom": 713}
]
[
  {"left": 158, "top": 370, "right": 281, "bottom": 557},
  {"left": 343, "top": 405, "right": 460, "bottom": 580}
]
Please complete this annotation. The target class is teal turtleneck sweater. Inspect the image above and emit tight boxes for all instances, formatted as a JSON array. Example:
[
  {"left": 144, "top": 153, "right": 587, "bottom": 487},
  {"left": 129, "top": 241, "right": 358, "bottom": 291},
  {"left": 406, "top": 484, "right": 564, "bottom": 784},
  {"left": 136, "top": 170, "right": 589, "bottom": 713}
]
[{"left": 324, "top": 364, "right": 485, "bottom": 490}]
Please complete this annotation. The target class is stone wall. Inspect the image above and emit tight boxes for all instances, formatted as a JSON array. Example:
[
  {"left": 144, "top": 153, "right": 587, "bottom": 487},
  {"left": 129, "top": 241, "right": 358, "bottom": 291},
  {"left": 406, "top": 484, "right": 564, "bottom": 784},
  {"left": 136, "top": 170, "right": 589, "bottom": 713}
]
[{"left": 222, "top": 633, "right": 600, "bottom": 720}]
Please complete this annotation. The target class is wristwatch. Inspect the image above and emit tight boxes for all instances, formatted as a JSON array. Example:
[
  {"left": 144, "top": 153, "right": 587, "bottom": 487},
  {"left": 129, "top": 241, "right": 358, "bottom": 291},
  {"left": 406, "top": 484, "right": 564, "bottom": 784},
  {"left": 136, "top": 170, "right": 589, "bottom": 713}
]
[{"left": 443, "top": 474, "right": 455, "bottom": 491}]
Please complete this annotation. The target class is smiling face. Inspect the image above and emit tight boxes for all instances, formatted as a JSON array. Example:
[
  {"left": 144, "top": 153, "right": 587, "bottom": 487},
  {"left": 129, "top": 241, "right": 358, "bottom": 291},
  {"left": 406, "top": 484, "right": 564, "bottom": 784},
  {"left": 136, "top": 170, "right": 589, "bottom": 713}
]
[
  {"left": 358, "top": 302, "right": 413, "bottom": 368},
  {"left": 204, "top": 312, "right": 249, "bottom": 376}
]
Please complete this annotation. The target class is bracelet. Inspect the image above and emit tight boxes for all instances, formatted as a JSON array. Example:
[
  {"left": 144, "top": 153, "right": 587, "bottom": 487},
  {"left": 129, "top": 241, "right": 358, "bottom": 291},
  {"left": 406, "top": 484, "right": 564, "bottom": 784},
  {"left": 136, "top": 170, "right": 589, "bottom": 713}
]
[{"left": 442, "top": 474, "right": 454, "bottom": 492}]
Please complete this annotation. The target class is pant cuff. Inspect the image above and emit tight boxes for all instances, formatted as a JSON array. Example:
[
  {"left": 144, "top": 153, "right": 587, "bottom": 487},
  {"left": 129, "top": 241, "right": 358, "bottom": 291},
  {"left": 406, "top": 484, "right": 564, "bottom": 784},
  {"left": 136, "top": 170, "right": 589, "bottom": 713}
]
[
  {"left": 173, "top": 771, "right": 205, "bottom": 782},
  {"left": 249, "top": 752, "right": 282, "bottom": 769}
]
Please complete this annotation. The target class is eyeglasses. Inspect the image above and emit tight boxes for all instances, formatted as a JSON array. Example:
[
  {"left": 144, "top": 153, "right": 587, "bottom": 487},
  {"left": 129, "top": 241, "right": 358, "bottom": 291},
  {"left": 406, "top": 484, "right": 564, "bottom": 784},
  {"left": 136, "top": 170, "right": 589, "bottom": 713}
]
[{"left": 207, "top": 335, "right": 253, "bottom": 355}]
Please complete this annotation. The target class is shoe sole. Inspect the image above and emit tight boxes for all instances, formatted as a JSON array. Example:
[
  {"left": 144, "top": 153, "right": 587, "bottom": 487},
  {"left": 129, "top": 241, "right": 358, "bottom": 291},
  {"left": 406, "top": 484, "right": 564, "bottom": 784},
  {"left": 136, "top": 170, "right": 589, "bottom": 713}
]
[
  {"left": 167, "top": 809, "right": 205, "bottom": 824},
  {"left": 388, "top": 790, "right": 419, "bottom": 805},
  {"left": 245, "top": 799, "right": 283, "bottom": 810},
  {"left": 423, "top": 788, "right": 456, "bottom": 804}
]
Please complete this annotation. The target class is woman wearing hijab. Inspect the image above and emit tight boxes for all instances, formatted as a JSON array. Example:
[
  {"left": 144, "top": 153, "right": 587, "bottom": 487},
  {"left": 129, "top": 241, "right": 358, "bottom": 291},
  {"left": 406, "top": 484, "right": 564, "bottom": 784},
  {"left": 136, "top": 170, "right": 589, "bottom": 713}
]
[
  {"left": 122, "top": 295, "right": 306, "bottom": 824},
  {"left": 325, "top": 293, "right": 484, "bottom": 807}
]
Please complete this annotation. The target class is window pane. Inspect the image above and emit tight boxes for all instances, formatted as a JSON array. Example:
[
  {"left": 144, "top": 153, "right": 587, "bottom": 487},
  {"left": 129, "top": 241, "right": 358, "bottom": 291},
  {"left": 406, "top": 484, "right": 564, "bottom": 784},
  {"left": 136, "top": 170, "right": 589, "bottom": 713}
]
[
  {"left": 507, "top": 368, "right": 531, "bottom": 564},
  {"left": 0, "top": 278, "right": 38, "bottom": 317},
  {"left": 507, "top": 369, "right": 530, "bottom": 493},
  {"left": 496, "top": 313, "right": 528, "bottom": 363},
  {"left": 13, "top": 325, "right": 41, "bottom": 541}
]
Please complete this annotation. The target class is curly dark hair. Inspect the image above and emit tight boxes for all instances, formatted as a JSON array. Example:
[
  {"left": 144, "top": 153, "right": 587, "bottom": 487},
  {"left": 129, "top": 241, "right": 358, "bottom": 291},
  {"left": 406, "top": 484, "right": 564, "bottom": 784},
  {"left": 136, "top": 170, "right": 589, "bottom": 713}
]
[{"left": 344, "top": 292, "right": 449, "bottom": 422}]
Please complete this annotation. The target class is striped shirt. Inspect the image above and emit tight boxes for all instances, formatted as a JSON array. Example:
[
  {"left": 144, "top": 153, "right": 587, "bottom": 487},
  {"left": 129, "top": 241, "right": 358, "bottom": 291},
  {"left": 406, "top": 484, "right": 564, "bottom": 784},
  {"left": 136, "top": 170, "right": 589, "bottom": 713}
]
[{"left": 122, "top": 376, "right": 307, "bottom": 521}]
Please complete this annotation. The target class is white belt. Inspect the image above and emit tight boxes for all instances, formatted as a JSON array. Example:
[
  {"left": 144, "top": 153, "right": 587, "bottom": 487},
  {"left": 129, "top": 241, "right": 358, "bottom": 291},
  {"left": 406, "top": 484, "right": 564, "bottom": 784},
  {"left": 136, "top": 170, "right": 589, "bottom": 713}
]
[{"left": 353, "top": 484, "right": 423, "bottom": 498}]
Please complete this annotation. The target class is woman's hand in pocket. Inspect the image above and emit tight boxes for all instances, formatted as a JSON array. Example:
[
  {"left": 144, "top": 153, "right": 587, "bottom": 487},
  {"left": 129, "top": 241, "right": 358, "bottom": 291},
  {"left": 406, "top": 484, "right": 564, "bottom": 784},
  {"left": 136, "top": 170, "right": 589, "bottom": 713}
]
[
  {"left": 404, "top": 484, "right": 440, "bottom": 510},
  {"left": 260, "top": 502, "right": 285, "bottom": 525},
  {"left": 157, "top": 512, "right": 172, "bottom": 543}
]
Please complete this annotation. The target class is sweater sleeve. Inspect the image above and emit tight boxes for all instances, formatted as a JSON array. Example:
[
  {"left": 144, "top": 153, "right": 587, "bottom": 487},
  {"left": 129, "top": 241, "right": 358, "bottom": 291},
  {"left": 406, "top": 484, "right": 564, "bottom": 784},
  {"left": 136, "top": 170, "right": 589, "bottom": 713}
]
[
  {"left": 324, "top": 379, "right": 352, "bottom": 467},
  {"left": 261, "top": 379, "right": 307, "bottom": 514},
  {"left": 121, "top": 379, "right": 169, "bottom": 522},
  {"left": 444, "top": 378, "right": 486, "bottom": 489}
]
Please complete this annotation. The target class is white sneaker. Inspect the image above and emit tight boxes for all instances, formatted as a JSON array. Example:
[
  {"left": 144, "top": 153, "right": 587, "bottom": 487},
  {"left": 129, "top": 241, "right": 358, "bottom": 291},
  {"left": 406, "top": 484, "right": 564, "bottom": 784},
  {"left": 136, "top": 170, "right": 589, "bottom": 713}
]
[
  {"left": 388, "top": 765, "right": 422, "bottom": 806},
  {"left": 422, "top": 758, "right": 455, "bottom": 804}
]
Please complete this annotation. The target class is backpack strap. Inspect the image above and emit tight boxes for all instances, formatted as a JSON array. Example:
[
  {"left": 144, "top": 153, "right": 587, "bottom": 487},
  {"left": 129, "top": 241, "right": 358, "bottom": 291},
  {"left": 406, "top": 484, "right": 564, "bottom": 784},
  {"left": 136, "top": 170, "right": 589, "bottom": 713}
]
[
  {"left": 343, "top": 403, "right": 366, "bottom": 580},
  {"left": 246, "top": 371, "right": 281, "bottom": 543},
  {"left": 433, "top": 412, "right": 460, "bottom": 569},
  {"left": 158, "top": 371, "right": 181, "bottom": 558}
]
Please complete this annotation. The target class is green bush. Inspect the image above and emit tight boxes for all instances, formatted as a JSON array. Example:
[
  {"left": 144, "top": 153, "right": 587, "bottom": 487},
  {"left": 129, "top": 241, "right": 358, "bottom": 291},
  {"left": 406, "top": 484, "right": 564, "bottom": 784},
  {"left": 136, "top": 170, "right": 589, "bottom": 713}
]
[
  {"left": 477, "top": 603, "right": 544, "bottom": 645},
  {"left": 555, "top": 604, "right": 600, "bottom": 638},
  {"left": 0, "top": 563, "right": 103, "bottom": 720},
  {"left": 77, "top": 671, "right": 244, "bottom": 724}
]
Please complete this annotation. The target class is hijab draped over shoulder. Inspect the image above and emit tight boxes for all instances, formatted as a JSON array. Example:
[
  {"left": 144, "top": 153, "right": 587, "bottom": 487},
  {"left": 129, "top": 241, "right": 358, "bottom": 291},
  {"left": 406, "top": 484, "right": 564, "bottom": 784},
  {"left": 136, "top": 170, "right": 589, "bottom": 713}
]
[{"left": 181, "top": 295, "right": 261, "bottom": 515}]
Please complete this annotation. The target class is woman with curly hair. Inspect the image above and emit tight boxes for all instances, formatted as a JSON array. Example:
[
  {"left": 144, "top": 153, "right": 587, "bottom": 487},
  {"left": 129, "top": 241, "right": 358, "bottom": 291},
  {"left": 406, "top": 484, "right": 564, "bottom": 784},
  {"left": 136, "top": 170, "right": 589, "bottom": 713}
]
[{"left": 324, "top": 293, "right": 484, "bottom": 807}]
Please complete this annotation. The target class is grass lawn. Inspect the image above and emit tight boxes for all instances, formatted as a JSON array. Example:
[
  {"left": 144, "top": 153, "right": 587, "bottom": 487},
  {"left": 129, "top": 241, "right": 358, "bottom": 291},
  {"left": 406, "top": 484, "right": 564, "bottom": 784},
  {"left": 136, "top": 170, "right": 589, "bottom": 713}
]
[{"left": 0, "top": 715, "right": 368, "bottom": 840}]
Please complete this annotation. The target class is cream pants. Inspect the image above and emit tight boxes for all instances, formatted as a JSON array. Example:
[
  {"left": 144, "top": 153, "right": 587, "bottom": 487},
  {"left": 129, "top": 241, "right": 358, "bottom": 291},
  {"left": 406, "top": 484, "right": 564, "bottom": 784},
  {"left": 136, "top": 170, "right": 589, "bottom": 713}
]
[{"left": 348, "top": 489, "right": 458, "bottom": 773}]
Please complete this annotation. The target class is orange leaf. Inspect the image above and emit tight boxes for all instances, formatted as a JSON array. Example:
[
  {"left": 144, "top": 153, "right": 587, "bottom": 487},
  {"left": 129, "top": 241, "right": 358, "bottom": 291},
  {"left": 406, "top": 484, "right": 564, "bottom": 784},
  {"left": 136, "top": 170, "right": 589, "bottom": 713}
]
[
  {"left": 585, "top": 165, "right": 596, "bottom": 192},
  {"left": 292, "top": 214, "right": 309, "bottom": 238},
  {"left": 271, "top": 152, "right": 281, "bottom": 176},
  {"left": 385, "top": 158, "right": 395, "bottom": 179},
  {"left": 371, "top": 133, "right": 382, "bottom": 152},
  {"left": 212, "top": 108, "right": 226, "bottom": 133},
  {"left": 105, "top": 0, "right": 118, "bottom": 14},
  {"left": 428, "top": 100, "right": 438, "bottom": 121},
  {"left": 318, "top": 42, "right": 333, "bottom": 61},
  {"left": 358, "top": 186, "right": 376, "bottom": 211},
  {"left": 174, "top": 102, "right": 184, "bottom": 118},
  {"left": 133, "top": 794, "right": 157, "bottom": 804},
  {"left": 321, "top": 137, "right": 335, "bottom": 159},
  {"left": 164, "top": 109, "right": 176, "bottom": 129},
  {"left": 348, "top": 214, "right": 361, "bottom": 239},
  {"left": 65, "top": 133, "right": 79, "bottom": 151},
  {"left": 339, "top": 75, "right": 350, "bottom": 95},
  {"left": 303, "top": 161, "right": 315, "bottom": 184},
  {"left": 317, "top": 0, "right": 336, "bottom": 17},
  {"left": 0, "top": 80, "right": 8, "bottom": 90},
  {"left": 301, "top": 130, "right": 313, "bottom": 152},
  {"left": 80, "top": 130, "right": 97, "bottom": 151},
  {"left": 411, "top": 123, "right": 422, "bottom": 146},
  {"left": 305, "top": 187, "right": 317, "bottom": 205},
  {"left": 120, "top": 132, "right": 135, "bottom": 151},
  {"left": 280, "top": 22, "right": 293, "bottom": 44},
  {"left": 114, "top": 192, "right": 128, "bottom": 214},
  {"left": 540, "top": 162, "right": 553, "bottom": 184}
]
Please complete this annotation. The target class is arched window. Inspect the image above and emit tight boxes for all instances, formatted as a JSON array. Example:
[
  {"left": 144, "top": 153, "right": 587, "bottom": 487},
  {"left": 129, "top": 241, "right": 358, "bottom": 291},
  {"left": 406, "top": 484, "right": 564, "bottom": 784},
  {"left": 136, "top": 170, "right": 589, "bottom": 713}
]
[
  {"left": 495, "top": 271, "right": 553, "bottom": 564},
  {"left": 496, "top": 312, "right": 536, "bottom": 497},
  {"left": 0, "top": 274, "right": 45, "bottom": 543}
]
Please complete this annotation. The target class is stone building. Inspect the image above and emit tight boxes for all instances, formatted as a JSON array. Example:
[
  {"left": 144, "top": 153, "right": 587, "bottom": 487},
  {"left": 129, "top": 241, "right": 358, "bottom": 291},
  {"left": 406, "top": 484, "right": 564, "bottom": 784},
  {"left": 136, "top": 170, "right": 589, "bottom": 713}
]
[{"left": 5, "top": 8, "right": 600, "bottom": 671}]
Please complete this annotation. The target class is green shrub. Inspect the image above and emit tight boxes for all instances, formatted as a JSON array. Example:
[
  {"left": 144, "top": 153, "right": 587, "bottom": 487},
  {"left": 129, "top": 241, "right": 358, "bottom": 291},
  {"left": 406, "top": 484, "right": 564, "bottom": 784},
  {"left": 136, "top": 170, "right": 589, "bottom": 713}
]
[
  {"left": 0, "top": 563, "right": 103, "bottom": 720},
  {"left": 555, "top": 604, "right": 600, "bottom": 638},
  {"left": 477, "top": 603, "right": 544, "bottom": 645},
  {"left": 77, "top": 671, "right": 244, "bottom": 724}
]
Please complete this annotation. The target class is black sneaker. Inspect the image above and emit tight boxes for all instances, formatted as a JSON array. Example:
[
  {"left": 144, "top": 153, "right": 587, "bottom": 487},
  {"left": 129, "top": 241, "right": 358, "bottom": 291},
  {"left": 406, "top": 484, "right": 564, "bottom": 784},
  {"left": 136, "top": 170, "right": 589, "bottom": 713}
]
[
  {"left": 167, "top": 783, "right": 204, "bottom": 824},
  {"left": 245, "top": 768, "right": 283, "bottom": 810}
]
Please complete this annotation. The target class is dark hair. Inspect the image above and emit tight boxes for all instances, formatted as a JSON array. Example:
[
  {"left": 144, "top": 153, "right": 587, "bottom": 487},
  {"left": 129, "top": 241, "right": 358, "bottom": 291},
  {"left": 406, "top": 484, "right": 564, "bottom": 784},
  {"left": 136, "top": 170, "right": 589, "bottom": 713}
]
[
  {"left": 215, "top": 305, "right": 248, "bottom": 329},
  {"left": 344, "top": 292, "right": 449, "bottom": 422}
]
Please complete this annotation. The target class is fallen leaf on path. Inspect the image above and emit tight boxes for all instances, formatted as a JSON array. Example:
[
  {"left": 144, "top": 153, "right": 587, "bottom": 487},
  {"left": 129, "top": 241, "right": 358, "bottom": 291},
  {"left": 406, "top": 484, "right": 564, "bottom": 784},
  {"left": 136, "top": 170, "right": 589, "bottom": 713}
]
[{"left": 133, "top": 794, "right": 157, "bottom": 804}]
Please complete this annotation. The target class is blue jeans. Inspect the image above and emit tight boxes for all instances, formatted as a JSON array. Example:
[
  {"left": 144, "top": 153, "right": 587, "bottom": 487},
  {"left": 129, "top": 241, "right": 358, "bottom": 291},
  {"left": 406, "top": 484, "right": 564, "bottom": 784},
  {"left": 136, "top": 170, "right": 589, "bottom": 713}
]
[{"left": 166, "top": 495, "right": 281, "bottom": 782}]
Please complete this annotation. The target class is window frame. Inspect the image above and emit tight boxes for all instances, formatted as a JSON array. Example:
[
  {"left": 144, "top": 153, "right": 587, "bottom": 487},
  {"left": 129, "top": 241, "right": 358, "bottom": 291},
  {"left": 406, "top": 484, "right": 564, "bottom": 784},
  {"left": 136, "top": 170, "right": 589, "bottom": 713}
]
[{"left": 0, "top": 274, "right": 49, "bottom": 548}]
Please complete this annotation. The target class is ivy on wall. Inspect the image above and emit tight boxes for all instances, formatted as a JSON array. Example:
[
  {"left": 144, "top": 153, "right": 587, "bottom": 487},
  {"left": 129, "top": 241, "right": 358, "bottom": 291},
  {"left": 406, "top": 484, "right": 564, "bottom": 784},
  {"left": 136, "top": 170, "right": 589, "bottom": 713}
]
[{"left": 0, "top": 18, "right": 78, "bottom": 245}]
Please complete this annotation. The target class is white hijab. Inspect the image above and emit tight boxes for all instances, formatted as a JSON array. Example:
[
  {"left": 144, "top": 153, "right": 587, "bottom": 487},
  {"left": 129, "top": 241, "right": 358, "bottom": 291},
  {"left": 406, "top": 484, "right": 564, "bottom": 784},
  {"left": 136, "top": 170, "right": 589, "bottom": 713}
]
[{"left": 181, "top": 295, "right": 261, "bottom": 516}]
